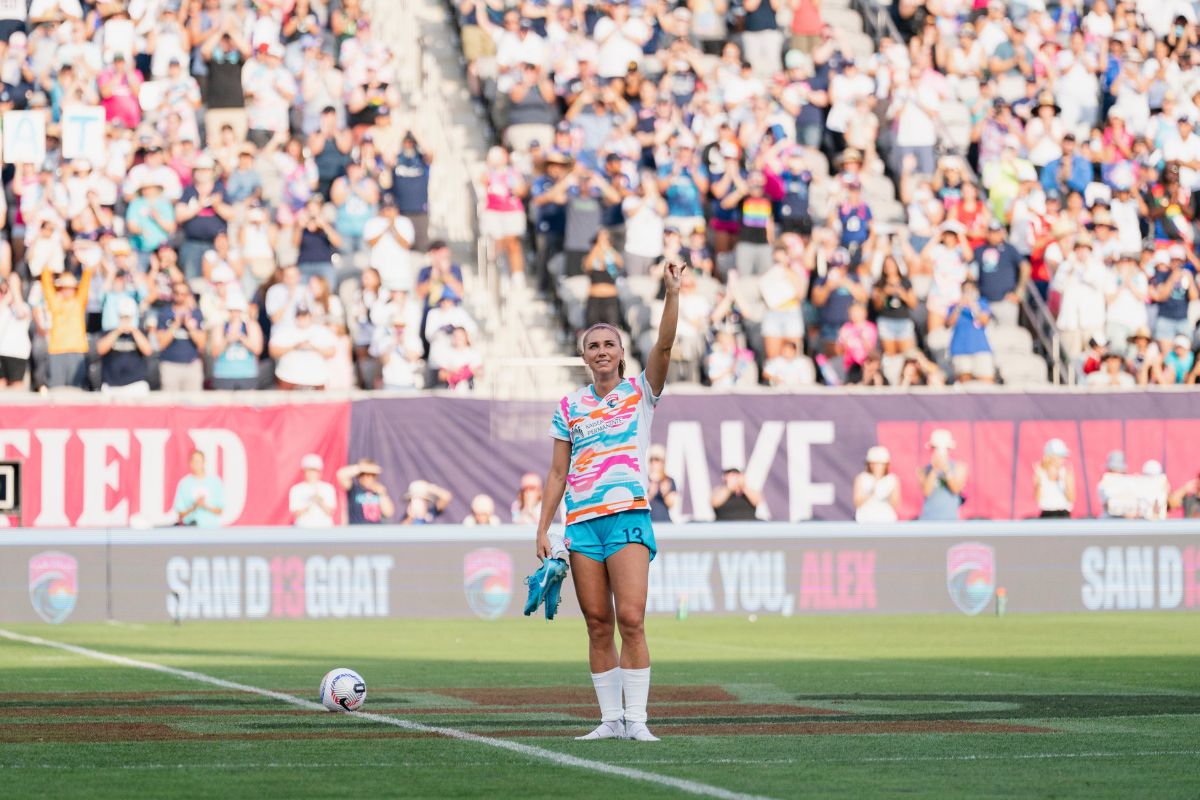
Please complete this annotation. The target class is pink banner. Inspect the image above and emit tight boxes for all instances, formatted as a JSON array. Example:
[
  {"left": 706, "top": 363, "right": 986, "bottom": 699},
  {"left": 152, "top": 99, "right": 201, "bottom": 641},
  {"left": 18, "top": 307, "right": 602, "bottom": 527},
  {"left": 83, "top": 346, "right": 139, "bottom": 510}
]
[{"left": 0, "top": 402, "right": 350, "bottom": 527}]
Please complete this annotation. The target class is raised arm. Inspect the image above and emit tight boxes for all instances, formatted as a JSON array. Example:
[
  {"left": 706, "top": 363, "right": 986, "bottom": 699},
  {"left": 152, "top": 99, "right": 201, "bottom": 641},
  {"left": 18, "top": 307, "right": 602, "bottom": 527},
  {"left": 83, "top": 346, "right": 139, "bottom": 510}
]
[{"left": 645, "top": 260, "right": 682, "bottom": 397}]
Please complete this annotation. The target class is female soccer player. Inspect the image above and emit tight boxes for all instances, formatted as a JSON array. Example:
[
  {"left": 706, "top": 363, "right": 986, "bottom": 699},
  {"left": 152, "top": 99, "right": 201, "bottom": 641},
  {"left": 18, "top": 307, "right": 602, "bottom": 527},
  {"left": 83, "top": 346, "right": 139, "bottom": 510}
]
[{"left": 534, "top": 260, "right": 682, "bottom": 742}]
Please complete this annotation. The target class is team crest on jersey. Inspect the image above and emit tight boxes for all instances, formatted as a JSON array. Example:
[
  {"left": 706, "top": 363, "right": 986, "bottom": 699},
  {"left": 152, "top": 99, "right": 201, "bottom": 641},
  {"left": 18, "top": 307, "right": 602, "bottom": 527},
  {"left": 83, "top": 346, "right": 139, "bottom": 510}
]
[
  {"left": 29, "top": 551, "right": 78, "bottom": 624},
  {"left": 946, "top": 542, "right": 995, "bottom": 616},
  {"left": 463, "top": 548, "right": 513, "bottom": 620}
]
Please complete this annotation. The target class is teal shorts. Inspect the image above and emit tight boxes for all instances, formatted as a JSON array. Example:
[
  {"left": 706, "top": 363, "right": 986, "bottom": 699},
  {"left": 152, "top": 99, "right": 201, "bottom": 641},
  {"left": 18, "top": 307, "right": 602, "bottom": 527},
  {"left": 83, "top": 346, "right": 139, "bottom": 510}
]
[{"left": 566, "top": 509, "right": 657, "bottom": 563}]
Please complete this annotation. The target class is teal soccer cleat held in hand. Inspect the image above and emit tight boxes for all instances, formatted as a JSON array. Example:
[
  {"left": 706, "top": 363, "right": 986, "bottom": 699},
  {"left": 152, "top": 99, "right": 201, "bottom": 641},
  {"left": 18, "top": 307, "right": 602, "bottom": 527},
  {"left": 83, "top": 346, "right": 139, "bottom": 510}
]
[{"left": 524, "top": 558, "right": 568, "bottom": 618}]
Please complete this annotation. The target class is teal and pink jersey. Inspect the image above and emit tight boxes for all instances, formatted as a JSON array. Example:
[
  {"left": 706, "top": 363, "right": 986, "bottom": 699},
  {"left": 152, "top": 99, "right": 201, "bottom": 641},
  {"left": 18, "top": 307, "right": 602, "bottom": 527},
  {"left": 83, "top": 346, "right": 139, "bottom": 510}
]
[{"left": 549, "top": 372, "right": 660, "bottom": 525}]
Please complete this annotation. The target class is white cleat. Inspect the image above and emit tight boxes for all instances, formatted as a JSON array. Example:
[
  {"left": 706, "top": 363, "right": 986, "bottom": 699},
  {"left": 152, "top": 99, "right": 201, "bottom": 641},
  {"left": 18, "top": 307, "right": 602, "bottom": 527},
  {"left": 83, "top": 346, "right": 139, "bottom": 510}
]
[
  {"left": 624, "top": 721, "right": 661, "bottom": 742},
  {"left": 575, "top": 720, "right": 626, "bottom": 740}
]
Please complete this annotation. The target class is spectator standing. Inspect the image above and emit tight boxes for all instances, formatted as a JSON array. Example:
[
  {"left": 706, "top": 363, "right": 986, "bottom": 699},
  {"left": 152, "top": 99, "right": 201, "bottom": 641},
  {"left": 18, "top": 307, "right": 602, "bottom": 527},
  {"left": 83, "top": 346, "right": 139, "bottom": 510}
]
[
  {"left": 370, "top": 311, "right": 424, "bottom": 391},
  {"left": 337, "top": 459, "right": 395, "bottom": 525},
  {"left": 0, "top": 274, "right": 31, "bottom": 390},
  {"left": 1088, "top": 351, "right": 1136, "bottom": 388},
  {"left": 971, "top": 219, "right": 1028, "bottom": 327},
  {"left": 811, "top": 246, "right": 868, "bottom": 354},
  {"left": 1105, "top": 253, "right": 1149, "bottom": 356},
  {"left": 293, "top": 195, "right": 341, "bottom": 284},
  {"left": 918, "top": 429, "right": 967, "bottom": 521},
  {"left": 199, "top": 17, "right": 251, "bottom": 143},
  {"left": 1149, "top": 247, "right": 1198, "bottom": 354},
  {"left": 741, "top": 0, "right": 784, "bottom": 77},
  {"left": 156, "top": 279, "right": 206, "bottom": 392},
  {"left": 363, "top": 195, "right": 415, "bottom": 292},
  {"left": 1161, "top": 336, "right": 1196, "bottom": 385},
  {"left": 763, "top": 340, "right": 816, "bottom": 387},
  {"left": 125, "top": 178, "right": 177, "bottom": 270},
  {"left": 463, "top": 494, "right": 502, "bottom": 526},
  {"left": 210, "top": 291, "right": 263, "bottom": 390},
  {"left": 1034, "top": 439, "right": 1075, "bottom": 519},
  {"left": 759, "top": 245, "right": 806, "bottom": 360},
  {"left": 174, "top": 155, "right": 233, "bottom": 280},
  {"left": 173, "top": 450, "right": 224, "bottom": 528},
  {"left": 40, "top": 266, "right": 94, "bottom": 389},
  {"left": 242, "top": 41, "right": 296, "bottom": 149},
  {"left": 512, "top": 471, "right": 543, "bottom": 524},
  {"left": 383, "top": 132, "right": 434, "bottom": 253},
  {"left": 1168, "top": 470, "right": 1200, "bottom": 518},
  {"left": 712, "top": 467, "right": 761, "bottom": 521},
  {"left": 854, "top": 446, "right": 900, "bottom": 523},
  {"left": 582, "top": 229, "right": 623, "bottom": 329},
  {"left": 871, "top": 255, "right": 918, "bottom": 355},
  {"left": 331, "top": 160, "right": 380, "bottom": 261},
  {"left": 836, "top": 302, "right": 877, "bottom": 382},
  {"left": 1097, "top": 451, "right": 1137, "bottom": 519},
  {"left": 400, "top": 480, "right": 453, "bottom": 525},
  {"left": 620, "top": 172, "right": 667, "bottom": 277},
  {"left": 645, "top": 444, "right": 679, "bottom": 523},
  {"left": 723, "top": 169, "right": 775, "bottom": 276},
  {"left": 307, "top": 106, "right": 353, "bottom": 198},
  {"left": 289, "top": 454, "right": 338, "bottom": 528},
  {"left": 480, "top": 146, "right": 528, "bottom": 286},
  {"left": 1054, "top": 234, "right": 1108, "bottom": 359},
  {"left": 947, "top": 281, "right": 995, "bottom": 384},
  {"left": 96, "top": 296, "right": 152, "bottom": 395},
  {"left": 269, "top": 305, "right": 335, "bottom": 390}
]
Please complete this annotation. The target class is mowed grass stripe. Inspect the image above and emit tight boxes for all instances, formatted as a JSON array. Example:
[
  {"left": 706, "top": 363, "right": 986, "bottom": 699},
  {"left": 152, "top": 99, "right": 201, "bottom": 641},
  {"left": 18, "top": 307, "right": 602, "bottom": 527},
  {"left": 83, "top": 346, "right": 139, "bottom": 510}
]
[{"left": 0, "top": 628, "right": 772, "bottom": 800}]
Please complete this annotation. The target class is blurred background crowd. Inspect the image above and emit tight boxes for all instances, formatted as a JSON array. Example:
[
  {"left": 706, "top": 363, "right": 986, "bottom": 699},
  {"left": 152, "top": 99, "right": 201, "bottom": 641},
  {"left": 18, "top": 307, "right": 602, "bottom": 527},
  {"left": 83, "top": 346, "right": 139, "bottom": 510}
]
[{"left": 0, "top": 0, "right": 1198, "bottom": 394}]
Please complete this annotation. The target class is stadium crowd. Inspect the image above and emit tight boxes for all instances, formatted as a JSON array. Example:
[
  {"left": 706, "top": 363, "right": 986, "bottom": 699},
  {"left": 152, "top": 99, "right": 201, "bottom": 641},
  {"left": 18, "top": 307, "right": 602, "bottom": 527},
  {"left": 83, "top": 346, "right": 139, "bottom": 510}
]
[
  {"left": 0, "top": 0, "right": 485, "bottom": 394},
  {"left": 0, "top": 0, "right": 1197, "bottom": 392},
  {"left": 457, "top": 0, "right": 1200, "bottom": 387}
]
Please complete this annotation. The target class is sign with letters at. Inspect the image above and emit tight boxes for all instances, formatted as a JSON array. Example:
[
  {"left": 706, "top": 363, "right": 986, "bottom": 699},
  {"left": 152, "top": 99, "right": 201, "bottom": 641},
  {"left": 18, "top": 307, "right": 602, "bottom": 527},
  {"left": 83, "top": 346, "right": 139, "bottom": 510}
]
[
  {"left": 60, "top": 106, "right": 107, "bottom": 163},
  {"left": 2, "top": 111, "right": 45, "bottom": 165}
]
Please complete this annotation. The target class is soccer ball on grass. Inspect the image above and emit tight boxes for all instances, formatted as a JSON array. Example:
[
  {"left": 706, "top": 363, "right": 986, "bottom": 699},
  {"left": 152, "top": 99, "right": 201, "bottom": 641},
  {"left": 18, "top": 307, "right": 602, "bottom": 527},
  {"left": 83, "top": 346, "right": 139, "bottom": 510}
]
[{"left": 319, "top": 667, "right": 367, "bottom": 711}]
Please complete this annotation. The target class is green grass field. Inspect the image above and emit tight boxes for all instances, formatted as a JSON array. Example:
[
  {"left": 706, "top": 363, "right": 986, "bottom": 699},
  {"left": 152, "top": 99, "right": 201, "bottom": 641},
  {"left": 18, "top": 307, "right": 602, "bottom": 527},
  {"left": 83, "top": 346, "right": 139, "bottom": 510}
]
[{"left": 1, "top": 614, "right": 1198, "bottom": 799}]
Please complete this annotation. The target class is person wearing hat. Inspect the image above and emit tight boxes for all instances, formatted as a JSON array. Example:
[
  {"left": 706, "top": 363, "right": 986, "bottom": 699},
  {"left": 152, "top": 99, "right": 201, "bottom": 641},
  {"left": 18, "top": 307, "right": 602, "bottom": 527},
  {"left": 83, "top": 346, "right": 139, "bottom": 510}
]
[
  {"left": 369, "top": 303, "right": 425, "bottom": 390},
  {"left": 918, "top": 429, "right": 968, "bottom": 521},
  {"left": 1124, "top": 325, "right": 1162, "bottom": 385},
  {"left": 210, "top": 289, "right": 263, "bottom": 390},
  {"left": 1053, "top": 230, "right": 1107, "bottom": 358},
  {"left": 1096, "top": 450, "right": 1140, "bottom": 518},
  {"left": 1079, "top": 333, "right": 1109, "bottom": 376},
  {"left": 336, "top": 458, "right": 395, "bottom": 524},
  {"left": 1033, "top": 439, "right": 1075, "bottom": 518},
  {"left": 40, "top": 260, "right": 95, "bottom": 389},
  {"left": 399, "top": 479, "right": 453, "bottom": 525},
  {"left": 511, "top": 471, "right": 544, "bottom": 525},
  {"left": 363, "top": 192, "right": 417, "bottom": 294},
  {"left": 971, "top": 218, "right": 1028, "bottom": 327},
  {"left": 268, "top": 303, "right": 336, "bottom": 389},
  {"left": 1149, "top": 243, "right": 1198, "bottom": 355},
  {"left": 125, "top": 177, "right": 177, "bottom": 268},
  {"left": 96, "top": 295, "right": 152, "bottom": 395},
  {"left": 289, "top": 454, "right": 338, "bottom": 528},
  {"left": 1103, "top": 253, "right": 1149, "bottom": 357},
  {"left": 1160, "top": 333, "right": 1196, "bottom": 384},
  {"left": 175, "top": 154, "right": 234, "bottom": 281},
  {"left": 463, "top": 494, "right": 502, "bottom": 527},
  {"left": 854, "top": 446, "right": 900, "bottom": 523},
  {"left": 123, "top": 139, "right": 183, "bottom": 203}
]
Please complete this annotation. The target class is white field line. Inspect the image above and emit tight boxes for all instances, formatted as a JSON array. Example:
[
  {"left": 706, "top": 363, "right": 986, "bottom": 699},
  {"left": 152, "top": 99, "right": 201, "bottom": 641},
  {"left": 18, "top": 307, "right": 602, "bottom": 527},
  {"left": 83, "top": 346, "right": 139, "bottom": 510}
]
[
  {"left": 3, "top": 751, "right": 1199, "bottom": 771},
  {"left": 0, "top": 629, "right": 770, "bottom": 800}
]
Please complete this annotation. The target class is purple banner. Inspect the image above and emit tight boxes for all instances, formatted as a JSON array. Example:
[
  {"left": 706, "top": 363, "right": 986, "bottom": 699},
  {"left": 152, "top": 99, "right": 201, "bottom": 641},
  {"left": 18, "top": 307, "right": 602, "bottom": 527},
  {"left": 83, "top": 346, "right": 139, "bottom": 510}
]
[{"left": 348, "top": 391, "right": 1200, "bottom": 522}]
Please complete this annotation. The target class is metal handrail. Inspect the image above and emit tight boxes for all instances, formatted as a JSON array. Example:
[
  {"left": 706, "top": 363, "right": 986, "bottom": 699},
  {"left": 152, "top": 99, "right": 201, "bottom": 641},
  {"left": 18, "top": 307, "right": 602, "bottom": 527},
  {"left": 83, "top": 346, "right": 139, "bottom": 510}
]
[{"left": 1021, "top": 288, "right": 1068, "bottom": 385}]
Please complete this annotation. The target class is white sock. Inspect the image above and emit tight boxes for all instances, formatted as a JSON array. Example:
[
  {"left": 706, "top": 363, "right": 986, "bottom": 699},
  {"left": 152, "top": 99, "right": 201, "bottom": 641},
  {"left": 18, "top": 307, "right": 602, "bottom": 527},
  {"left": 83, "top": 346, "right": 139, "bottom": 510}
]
[
  {"left": 590, "top": 667, "right": 623, "bottom": 723},
  {"left": 621, "top": 666, "right": 651, "bottom": 723}
]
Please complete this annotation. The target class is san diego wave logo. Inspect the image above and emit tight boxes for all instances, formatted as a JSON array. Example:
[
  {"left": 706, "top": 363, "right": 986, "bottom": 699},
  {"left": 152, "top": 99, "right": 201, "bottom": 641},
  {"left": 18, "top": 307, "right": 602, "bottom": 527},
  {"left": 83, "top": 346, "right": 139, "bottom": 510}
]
[
  {"left": 946, "top": 542, "right": 995, "bottom": 616},
  {"left": 29, "top": 551, "right": 78, "bottom": 624},
  {"left": 463, "top": 548, "right": 512, "bottom": 620}
]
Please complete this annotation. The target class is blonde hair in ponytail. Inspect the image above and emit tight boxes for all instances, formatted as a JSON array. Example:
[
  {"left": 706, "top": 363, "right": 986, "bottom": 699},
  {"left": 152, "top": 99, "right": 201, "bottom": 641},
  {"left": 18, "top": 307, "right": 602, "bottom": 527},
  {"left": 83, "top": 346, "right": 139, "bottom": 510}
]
[{"left": 579, "top": 322, "right": 626, "bottom": 378}]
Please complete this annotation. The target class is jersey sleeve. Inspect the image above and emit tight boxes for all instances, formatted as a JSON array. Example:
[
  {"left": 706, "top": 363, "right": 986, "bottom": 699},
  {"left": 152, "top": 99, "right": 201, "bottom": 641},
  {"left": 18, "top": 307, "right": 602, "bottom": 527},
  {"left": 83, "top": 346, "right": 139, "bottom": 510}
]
[
  {"left": 549, "top": 396, "right": 571, "bottom": 441},
  {"left": 638, "top": 370, "right": 661, "bottom": 407}
]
